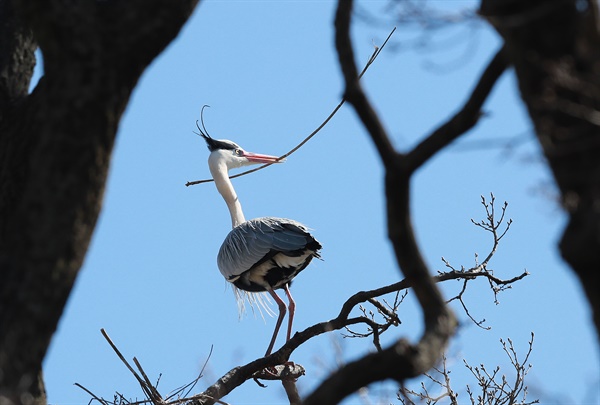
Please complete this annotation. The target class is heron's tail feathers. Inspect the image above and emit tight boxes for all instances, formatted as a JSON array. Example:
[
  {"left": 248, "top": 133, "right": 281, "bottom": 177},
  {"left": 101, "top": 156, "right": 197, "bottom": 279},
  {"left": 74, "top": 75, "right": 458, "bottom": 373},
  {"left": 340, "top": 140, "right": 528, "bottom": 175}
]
[{"left": 233, "top": 287, "right": 275, "bottom": 321}]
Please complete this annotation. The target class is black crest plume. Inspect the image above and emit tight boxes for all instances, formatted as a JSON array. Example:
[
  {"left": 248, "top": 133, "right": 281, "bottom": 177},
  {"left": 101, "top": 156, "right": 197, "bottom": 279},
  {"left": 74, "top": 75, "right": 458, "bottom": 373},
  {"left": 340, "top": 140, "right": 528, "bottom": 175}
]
[
  {"left": 195, "top": 105, "right": 237, "bottom": 152},
  {"left": 195, "top": 105, "right": 219, "bottom": 152}
]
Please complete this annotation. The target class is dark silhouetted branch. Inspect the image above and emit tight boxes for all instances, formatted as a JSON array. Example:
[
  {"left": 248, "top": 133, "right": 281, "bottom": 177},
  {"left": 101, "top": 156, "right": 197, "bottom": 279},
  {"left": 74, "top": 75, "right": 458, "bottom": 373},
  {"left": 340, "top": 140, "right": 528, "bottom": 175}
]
[{"left": 406, "top": 47, "right": 509, "bottom": 172}]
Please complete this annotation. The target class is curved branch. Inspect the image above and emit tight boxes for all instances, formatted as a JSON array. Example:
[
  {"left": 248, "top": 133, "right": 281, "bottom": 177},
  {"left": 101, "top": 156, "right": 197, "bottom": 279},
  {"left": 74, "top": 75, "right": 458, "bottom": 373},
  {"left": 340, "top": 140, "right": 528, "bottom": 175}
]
[
  {"left": 303, "top": 1, "right": 465, "bottom": 402},
  {"left": 90, "top": 256, "right": 527, "bottom": 405},
  {"left": 406, "top": 46, "right": 509, "bottom": 172},
  {"left": 334, "top": 0, "right": 399, "bottom": 169},
  {"left": 189, "top": 15, "right": 507, "bottom": 398},
  {"left": 189, "top": 265, "right": 530, "bottom": 405}
]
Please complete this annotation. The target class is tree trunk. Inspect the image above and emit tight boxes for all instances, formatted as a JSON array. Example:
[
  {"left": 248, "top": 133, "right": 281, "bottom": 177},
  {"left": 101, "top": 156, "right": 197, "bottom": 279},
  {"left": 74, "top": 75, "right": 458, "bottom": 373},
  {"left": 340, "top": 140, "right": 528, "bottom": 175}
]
[
  {"left": 0, "top": 1, "right": 199, "bottom": 403},
  {"left": 481, "top": 0, "right": 600, "bottom": 341}
]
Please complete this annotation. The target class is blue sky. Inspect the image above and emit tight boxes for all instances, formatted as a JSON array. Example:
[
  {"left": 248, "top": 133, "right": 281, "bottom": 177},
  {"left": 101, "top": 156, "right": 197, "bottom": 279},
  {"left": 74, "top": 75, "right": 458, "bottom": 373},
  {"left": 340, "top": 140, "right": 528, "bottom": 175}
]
[{"left": 41, "top": 1, "right": 599, "bottom": 404}]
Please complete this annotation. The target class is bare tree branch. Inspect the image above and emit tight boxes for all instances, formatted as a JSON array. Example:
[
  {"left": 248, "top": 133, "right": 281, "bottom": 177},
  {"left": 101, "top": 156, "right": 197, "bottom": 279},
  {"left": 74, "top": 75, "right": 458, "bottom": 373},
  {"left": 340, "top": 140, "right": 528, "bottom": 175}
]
[
  {"left": 301, "top": 1, "right": 513, "bottom": 402},
  {"left": 406, "top": 47, "right": 509, "bottom": 172},
  {"left": 302, "top": 2, "right": 458, "bottom": 403},
  {"left": 190, "top": 200, "right": 521, "bottom": 404},
  {"left": 86, "top": 190, "right": 526, "bottom": 405},
  {"left": 334, "top": 0, "right": 399, "bottom": 168},
  {"left": 401, "top": 333, "right": 538, "bottom": 405},
  {"left": 281, "top": 379, "right": 301, "bottom": 405}
]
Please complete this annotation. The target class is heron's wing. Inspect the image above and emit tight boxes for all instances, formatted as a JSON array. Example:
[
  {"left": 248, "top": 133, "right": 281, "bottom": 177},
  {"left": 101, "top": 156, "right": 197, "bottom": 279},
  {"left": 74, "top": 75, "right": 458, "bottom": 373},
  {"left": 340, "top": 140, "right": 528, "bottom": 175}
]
[{"left": 217, "top": 217, "right": 320, "bottom": 280}]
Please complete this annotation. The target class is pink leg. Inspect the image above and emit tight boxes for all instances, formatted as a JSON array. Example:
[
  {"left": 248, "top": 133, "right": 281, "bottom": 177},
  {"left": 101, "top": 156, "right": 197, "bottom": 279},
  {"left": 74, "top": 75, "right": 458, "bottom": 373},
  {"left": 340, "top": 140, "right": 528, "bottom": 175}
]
[
  {"left": 283, "top": 284, "right": 296, "bottom": 342},
  {"left": 265, "top": 289, "right": 286, "bottom": 357}
]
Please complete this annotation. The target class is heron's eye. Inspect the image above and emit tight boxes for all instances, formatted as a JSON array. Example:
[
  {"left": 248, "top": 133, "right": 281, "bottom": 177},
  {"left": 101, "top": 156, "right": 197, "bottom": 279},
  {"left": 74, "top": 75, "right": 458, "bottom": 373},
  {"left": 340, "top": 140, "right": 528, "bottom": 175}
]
[{"left": 234, "top": 149, "right": 243, "bottom": 156}]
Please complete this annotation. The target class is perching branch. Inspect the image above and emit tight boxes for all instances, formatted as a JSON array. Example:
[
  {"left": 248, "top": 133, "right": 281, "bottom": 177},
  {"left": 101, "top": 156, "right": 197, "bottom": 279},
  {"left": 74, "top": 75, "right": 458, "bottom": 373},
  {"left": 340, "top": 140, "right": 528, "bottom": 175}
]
[
  {"left": 84, "top": 193, "right": 527, "bottom": 405},
  {"left": 87, "top": 273, "right": 528, "bottom": 405},
  {"left": 89, "top": 268, "right": 524, "bottom": 405}
]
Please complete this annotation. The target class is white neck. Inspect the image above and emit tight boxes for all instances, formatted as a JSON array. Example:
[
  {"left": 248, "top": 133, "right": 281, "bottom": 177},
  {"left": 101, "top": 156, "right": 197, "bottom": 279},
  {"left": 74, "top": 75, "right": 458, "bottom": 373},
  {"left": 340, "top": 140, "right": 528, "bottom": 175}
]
[{"left": 209, "top": 160, "right": 246, "bottom": 228}]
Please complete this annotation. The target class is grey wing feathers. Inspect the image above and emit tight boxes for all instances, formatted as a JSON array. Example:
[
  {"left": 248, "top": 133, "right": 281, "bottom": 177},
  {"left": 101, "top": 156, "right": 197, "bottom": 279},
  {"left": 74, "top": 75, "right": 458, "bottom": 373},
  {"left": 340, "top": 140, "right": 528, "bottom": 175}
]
[{"left": 217, "top": 217, "right": 316, "bottom": 280}]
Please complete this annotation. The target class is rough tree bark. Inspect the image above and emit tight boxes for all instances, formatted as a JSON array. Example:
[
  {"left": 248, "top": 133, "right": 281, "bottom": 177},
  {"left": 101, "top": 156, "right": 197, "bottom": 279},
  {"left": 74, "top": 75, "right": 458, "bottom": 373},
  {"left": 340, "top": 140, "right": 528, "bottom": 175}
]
[
  {"left": 481, "top": 0, "right": 600, "bottom": 339},
  {"left": 0, "top": 1, "right": 199, "bottom": 404}
]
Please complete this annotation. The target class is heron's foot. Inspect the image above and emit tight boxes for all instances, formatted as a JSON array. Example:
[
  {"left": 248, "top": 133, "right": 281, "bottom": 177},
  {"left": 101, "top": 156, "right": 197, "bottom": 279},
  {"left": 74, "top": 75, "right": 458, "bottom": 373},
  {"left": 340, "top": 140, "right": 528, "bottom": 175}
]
[
  {"left": 253, "top": 362, "right": 305, "bottom": 382},
  {"left": 264, "top": 362, "right": 294, "bottom": 377},
  {"left": 265, "top": 365, "right": 280, "bottom": 377}
]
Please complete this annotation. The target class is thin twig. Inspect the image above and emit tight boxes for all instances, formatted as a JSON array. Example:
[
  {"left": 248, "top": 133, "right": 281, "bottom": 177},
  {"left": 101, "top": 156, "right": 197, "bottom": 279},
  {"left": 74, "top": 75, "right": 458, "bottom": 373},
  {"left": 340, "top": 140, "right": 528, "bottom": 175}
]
[
  {"left": 185, "top": 27, "right": 396, "bottom": 187},
  {"left": 74, "top": 383, "right": 109, "bottom": 405},
  {"left": 133, "top": 357, "right": 162, "bottom": 402},
  {"left": 166, "top": 345, "right": 213, "bottom": 401},
  {"left": 100, "top": 329, "right": 148, "bottom": 390}
]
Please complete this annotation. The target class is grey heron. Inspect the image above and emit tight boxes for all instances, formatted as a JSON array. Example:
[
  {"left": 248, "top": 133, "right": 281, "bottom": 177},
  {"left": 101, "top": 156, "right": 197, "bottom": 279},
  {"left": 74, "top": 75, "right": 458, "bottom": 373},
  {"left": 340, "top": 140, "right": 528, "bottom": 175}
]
[{"left": 199, "top": 126, "right": 322, "bottom": 357}]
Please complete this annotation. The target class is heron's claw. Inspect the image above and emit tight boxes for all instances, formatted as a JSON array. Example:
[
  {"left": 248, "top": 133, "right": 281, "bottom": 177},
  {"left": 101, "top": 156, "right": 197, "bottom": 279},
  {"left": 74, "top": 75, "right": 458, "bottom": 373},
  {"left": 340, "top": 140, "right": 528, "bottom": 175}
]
[{"left": 253, "top": 362, "right": 305, "bottom": 382}]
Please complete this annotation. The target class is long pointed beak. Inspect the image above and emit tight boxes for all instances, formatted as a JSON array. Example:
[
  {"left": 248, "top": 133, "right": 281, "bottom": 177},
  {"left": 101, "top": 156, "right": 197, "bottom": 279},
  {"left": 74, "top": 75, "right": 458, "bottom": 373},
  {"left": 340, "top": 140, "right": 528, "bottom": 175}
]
[{"left": 242, "top": 151, "right": 285, "bottom": 164}]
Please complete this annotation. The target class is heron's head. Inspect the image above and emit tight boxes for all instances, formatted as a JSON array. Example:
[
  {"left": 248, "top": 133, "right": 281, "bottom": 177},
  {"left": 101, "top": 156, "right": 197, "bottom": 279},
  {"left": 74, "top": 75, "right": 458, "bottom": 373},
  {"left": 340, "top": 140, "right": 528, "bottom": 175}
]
[
  {"left": 207, "top": 138, "right": 284, "bottom": 171},
  {"left": 195, "top": 106, "right": 284, "bottom": 172}
]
